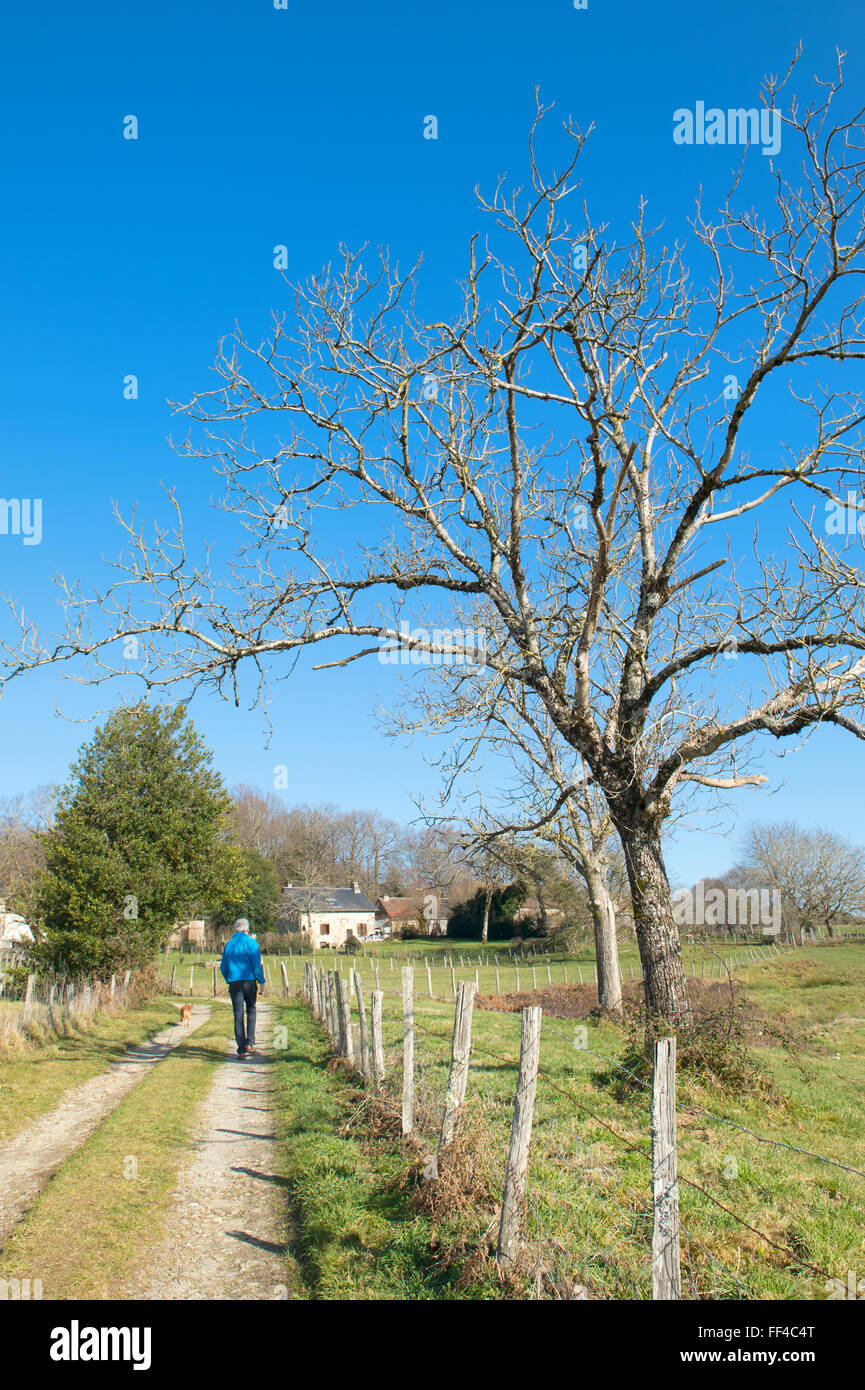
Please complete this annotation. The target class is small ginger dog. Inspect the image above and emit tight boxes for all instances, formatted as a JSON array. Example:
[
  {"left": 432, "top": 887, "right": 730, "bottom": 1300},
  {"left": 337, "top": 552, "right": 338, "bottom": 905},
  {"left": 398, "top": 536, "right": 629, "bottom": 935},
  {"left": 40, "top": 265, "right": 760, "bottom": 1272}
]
[{"left": 179, "top": 1003, "right": 193, "bottom": 1026}]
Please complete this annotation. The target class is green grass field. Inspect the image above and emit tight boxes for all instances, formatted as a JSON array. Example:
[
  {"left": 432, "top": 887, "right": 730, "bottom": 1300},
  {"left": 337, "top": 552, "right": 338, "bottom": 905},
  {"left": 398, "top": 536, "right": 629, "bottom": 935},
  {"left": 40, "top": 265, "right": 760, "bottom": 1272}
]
[
  {"left": 1, "top": 937, "right": 859, "bottom": 1301},
  {"left": 158, "top": 934, "right": 827, "bottom": 1001},
  {"left": 274, "top": 939, "right": 865, "bottom": 1300}
]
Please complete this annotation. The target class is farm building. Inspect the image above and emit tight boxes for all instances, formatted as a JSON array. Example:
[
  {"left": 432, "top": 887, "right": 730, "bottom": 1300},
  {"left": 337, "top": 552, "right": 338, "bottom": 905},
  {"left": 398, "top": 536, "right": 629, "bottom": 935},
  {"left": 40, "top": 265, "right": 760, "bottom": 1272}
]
[
  {"left": 375, "top": 892, "right": 450, "bottom": 937},
  {"left": 279, "top": 881, "right": 377, "bottom": 949},
  {"left": 0, "top": 892, "right": 34, "bottom": 948},
  {"left": 166, "top": 918, "right": 210, "bottom": 951}
]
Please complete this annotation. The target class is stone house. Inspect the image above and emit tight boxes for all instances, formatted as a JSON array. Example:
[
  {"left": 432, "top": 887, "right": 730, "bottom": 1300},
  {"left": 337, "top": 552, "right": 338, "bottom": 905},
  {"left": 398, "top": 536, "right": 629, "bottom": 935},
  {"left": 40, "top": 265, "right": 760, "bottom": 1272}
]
[
  {"left": 375, "top": 891, "right": 450, "bottom": 938},
  {"left": 279, "top": 881, "right": 377, "bottom": 949}
]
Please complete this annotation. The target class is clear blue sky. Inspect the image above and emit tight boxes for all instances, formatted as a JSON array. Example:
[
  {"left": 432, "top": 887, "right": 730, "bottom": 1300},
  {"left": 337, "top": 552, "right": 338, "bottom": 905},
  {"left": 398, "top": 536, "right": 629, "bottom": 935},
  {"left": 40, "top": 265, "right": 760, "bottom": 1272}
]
[{"left": 1, "top": 0, "right": 863, "bottom": 886}]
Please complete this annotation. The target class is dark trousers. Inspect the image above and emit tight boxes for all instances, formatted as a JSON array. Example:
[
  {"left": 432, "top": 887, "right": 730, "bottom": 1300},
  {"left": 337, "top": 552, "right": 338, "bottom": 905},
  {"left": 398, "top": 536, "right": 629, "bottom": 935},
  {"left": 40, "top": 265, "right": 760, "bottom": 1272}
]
[{"left": 228, "top": 979, "right": 258, "bottom": 1052}]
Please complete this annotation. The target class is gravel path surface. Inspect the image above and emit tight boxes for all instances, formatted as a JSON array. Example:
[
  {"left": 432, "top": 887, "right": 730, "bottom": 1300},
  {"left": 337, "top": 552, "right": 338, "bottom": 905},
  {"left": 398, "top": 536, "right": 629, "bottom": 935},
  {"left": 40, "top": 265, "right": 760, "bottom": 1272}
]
[
  {"left": 0, "top": 1005, "right": 211, "bottom": 1248},
  {"left": 124, "top": 1003, "right": 294, "bottom": 1301}
]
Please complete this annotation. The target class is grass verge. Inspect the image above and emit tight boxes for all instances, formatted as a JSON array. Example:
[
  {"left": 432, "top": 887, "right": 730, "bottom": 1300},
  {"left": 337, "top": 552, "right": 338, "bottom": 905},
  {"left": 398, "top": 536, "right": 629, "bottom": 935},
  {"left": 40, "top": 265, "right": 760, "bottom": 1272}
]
[
  {"left": 0, "top": 997, "right": 182, "bottom": 1145},
  {"left": 273, "top": 997, "right": 493, "bottom": 1299},
  {"left": 0, "top": 1006, "right": 230, "bottom": 1299}
]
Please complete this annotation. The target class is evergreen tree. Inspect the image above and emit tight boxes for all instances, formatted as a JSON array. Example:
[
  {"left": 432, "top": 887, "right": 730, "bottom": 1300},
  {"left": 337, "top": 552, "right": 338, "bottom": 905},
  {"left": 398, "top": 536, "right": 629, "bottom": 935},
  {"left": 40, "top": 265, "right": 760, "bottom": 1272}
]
[
  {"left": 34, "top": 703, "right": 247, "bottom": 974},
  {"left": 211, "top": 847, "right": 280, "bottom": 938}
]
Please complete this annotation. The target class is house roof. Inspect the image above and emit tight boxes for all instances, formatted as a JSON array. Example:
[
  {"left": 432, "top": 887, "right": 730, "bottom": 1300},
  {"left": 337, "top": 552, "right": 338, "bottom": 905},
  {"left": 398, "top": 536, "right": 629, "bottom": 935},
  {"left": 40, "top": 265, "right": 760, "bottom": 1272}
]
[{"left": 280, "top": 885, "right": 377, "bottom": 915}]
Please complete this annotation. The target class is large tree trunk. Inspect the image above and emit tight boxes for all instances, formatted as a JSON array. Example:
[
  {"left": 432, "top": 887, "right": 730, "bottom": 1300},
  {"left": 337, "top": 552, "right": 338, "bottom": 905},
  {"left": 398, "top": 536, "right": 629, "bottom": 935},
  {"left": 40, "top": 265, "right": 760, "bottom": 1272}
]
[
  {"left": 584, "top": 865, "right": 622, "bottom": 1014},
  {"left": 481, "top": 887, "right": 491, "bottom": 944},
  {"left": 617, "top": 821, "right": 692, "bottom": 1025}
]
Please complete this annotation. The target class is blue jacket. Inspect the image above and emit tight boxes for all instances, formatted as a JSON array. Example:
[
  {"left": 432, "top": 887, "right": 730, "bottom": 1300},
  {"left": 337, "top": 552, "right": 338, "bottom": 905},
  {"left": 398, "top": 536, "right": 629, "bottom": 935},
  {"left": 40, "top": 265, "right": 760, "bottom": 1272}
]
[{"left": 220, "top": 932, "right": 265, "bottom": 984}]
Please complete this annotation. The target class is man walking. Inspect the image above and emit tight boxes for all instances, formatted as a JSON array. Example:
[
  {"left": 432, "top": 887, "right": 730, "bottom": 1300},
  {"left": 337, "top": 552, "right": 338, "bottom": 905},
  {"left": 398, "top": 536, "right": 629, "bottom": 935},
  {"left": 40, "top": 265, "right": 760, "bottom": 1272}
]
[{"left": 220, "top": 918, "right": 266, "bottom": 1057}]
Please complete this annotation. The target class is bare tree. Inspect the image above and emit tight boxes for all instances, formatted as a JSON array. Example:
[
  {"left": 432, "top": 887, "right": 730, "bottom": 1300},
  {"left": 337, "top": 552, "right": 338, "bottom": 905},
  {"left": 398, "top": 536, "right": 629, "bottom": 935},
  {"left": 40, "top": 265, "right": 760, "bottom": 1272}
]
[
  {"left": 228, "top": 784, "right": 291, "bottom": 862},
  {"left": 399, "top": 675, "right": 626, "bottom": 1009},
  {"left": 0, "top": 785, "right": 57, "bottom": 925},
  {"left": 228, "top": 790, "right": 408, "bottom": 898},
  {"left": 342, "top": 807, "right": 404, "bottom": 896},
  {"left": 401, "top": 823, "right": 472, "bottom": 901},
  {"left": 463, "top": 842, "right": 514, "bottom": 944},
  {"left": 733, "top": 820, "right": 865, "bottom": 941},
  {"left": 6, "top": 59, "right": 865, "bottom": 1022}
]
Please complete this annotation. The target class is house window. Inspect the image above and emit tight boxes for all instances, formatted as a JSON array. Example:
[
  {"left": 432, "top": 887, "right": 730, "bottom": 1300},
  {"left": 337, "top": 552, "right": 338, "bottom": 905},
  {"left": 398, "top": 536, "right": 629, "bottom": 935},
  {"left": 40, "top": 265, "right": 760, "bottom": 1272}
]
[
  {"left": 357, "top": 923, "right": 367, "bottom": 937},
  {"left": 320, "top": 922, "right": 330, "bottom": 936}
]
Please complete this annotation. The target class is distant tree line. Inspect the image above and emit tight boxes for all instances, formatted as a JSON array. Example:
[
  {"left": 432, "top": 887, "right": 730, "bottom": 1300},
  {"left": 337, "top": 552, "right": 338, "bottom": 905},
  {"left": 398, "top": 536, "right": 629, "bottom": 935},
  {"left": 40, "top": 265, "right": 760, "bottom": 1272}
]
[
  {"left": 6, "top": 699, "right": 861, "bottom": 975},
  {"left": 676, "top": 822, "right": 865, "bottom": 943}
]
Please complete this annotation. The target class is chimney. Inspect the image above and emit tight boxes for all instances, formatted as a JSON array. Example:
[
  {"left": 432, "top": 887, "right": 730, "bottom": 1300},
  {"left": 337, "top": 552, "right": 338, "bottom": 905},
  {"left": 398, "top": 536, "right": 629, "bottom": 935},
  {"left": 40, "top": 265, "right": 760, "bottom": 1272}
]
[{"left": 351, "top": 880, "right": 361, "bottom": 895}]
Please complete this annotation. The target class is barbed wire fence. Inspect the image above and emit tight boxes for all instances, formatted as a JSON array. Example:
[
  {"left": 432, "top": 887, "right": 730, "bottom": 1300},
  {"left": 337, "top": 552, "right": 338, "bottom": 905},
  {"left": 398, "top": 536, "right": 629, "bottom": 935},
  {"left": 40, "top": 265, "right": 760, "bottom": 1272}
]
[
  {"left": 0, "top": 948, "right": 133, "bottom": 1048},
  {"left": 287, "top": 952, "right": 861, "bottom": 1301}
]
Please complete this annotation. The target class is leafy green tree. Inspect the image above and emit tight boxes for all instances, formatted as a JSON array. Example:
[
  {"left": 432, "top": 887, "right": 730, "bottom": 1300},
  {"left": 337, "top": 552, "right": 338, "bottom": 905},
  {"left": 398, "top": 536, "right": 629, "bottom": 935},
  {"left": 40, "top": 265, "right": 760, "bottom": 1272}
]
[
  {"left": 210, "top": 847, "right": 280, "bottom": 939},
  {"left": 33, "top": 703, "right": 247, "bottom": 974}
]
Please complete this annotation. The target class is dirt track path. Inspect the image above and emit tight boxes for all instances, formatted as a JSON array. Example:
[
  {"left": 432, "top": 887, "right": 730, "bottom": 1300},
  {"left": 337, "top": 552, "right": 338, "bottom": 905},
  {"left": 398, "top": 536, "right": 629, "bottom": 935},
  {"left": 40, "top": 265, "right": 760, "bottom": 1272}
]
[
  {"left": 0, "top": 1005, "right": 211, "bottom": 1248},
  {"left": 124, "top": 1003, "right": 293, "bottom": 1301}
]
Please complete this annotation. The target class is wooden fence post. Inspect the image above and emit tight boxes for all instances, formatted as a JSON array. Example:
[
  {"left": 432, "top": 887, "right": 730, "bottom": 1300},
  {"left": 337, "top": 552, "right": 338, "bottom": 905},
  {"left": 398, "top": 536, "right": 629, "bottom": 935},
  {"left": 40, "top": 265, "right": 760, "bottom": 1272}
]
[
  {"left": 281, "top": 961, "right": 289, "bottom": 998},
  {"left": 333, "top": 971, "right": 347, "bottom": 1055},
  {"left": 427, "top": 963, "right": 433, "bottom": 998},
  {"left": 401, "top": 966, "right": 414, "bottom": 1135},
  {"left": 328, "top": 972, "right": 338, "bottom": 1044},
  {"left": 330, "top": 972, "right": 340, "bottom": 1047},
  {"left": 311, "top": 966, "right": 321, "bottom": 1018},
  {"left": 354, "top": 970, "right": 371, "bottom": 1084},
  {"left": 322, "top": 972, "right": 333, "bottom": 1043},
  {"left": 440, "top": 982, "right": 477, "bottom": 1148},
  {"left": 340, "top": 975, "right": 356, "bottom": 1068},
  {"left": 497, "top": 1005, "right": 542, "bottom": 1265},
  {"left": 170, "top": 964, "right": 177, "bottom": 995},
  {"left": 323, "top": 970, "right": 332, "bottom": 1040},
  {"left": 371, "top": 988, "right": 385, "bottom": 1087},
  {"left": 21, "top": 974, "right": 36, "bottom": 1028},
  {"left": 651, "top": 1036, "right": 681, "bottom": 1300}
]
